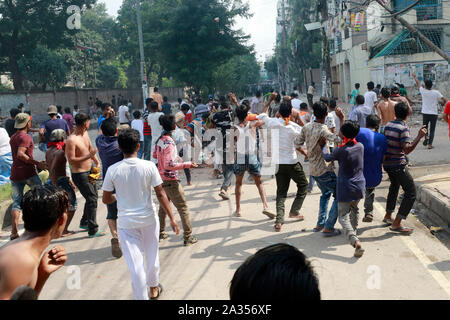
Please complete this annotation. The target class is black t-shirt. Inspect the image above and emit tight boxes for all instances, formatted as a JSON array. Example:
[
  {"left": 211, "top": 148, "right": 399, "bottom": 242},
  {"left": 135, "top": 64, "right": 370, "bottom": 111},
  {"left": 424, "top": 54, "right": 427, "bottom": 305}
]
[{"left": 5, "top": 119, "right": 17, "bottom": 137}]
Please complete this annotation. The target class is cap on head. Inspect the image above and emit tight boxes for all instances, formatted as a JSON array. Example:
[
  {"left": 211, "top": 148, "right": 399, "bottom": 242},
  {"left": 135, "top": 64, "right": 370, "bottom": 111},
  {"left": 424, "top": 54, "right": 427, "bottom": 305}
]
[
  {"left": 50, "top": 129, "right": 66, "bottom": 142},
  {"left": 14, "top": 113, "right": 31, "bottom": 129},
  {"left": 175, "top": 112, "right": 185, "bottom": 124},
  {"left": 47, "top": 105, "right": 58, "bottom": 115}
]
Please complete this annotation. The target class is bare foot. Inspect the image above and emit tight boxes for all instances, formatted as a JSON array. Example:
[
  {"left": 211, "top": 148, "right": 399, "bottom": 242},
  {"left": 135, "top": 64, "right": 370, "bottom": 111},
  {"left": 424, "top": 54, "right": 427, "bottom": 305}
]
[{"left": 61, "top": 230, "right": 76, "bottom": 238}]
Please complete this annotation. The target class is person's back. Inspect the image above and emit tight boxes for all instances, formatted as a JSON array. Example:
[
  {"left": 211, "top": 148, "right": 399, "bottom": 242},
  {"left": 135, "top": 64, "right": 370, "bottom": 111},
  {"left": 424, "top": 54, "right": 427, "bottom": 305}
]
[
  {"left": 161, "top": 98, "right": 172, "bottom": 116},
  {"left": 357, "top": 128, "right": 387, "bottom": 188},
  {"left": 42, "top": 118, "right": 69, "bottom": 144},
  {"left": 96, "top": 119, "right": 124, "bottom": 178},
  {"left": 353, "top": 105, "right": 372, "bottom": 128},
  {"left": 377, "top": 99, "right": 396, "bottom": 126},
  {"left": 118, "top": 104, "right": 129, "bottom": 124},
  {"left": 148, "top": 112, "right": 164, "bottom": 140}
]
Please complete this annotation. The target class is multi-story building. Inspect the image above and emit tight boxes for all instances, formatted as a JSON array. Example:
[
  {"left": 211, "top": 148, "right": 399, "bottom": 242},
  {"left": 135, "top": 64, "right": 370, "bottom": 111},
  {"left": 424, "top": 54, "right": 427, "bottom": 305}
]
[{"left": 328, "top": 0, "right": 450, "bottom": 102}]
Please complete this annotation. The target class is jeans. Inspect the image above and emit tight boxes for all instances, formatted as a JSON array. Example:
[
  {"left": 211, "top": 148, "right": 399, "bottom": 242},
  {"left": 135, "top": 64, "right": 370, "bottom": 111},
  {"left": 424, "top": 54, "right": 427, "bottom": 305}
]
[
  {"left": 0, "top": 152, "right": 12, "bottom": 185},
  {"left": 72, "top": 171, "right": 99, "bottom": 235},
  {"left": 275, "top": 163, "right": 308, "bottom": 224},
  {"left": 138, "top": 141, "right": 144, "bottom": 159},
  {"left": 179, "top": 149, "right": 191, "bottom": 184},
  {"left": 221, "top": 164, "right": 234, "bottom": 192},
  {"left": 11, "top": 174, "right": 43, "bottom": 211},
  {"left": 385, "top": 166, "right": 416, "bottom": 220},
  {"left": 423, "top": 114, "right": 438, "bottom": 145},
  {"left": 308, "top": 175, "right": 315, "bottom": 192},
  {"left": 158, "top": 180, "right": 193, "bottom": 240},
  {"left": 338, "top": 201, "right": 360, "bottom": 246},
  {"left": 313, "top": 171, "right": 339, "bottom": 230},
  {"left": 364, "top": 187, "right": 376, "bottom": 214},
  {"left": 143, "top": 135, "right": 152, "bottom": 161}
]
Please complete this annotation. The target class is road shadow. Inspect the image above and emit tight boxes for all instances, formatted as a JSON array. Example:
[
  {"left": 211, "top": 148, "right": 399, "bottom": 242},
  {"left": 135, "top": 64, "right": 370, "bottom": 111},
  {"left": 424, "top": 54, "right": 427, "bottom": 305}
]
[
  {"left": 65, "top": 246, "right": 116, "bottom": 266},
  {"left": 431, "top": 260, "right": 450, "bottom": 272}
]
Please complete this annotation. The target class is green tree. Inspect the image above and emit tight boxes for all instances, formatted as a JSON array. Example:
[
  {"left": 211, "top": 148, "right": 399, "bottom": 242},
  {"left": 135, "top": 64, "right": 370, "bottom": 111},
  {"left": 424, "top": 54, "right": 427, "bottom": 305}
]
[
  {"left": 98, "top": 64, "right": 120, "bottom": 88},
  {"left": 18, "top": 46, "right": 69, "bottom": 91},
  {"left": 0, "top": 0, "right": 96, "bottom": 90}
]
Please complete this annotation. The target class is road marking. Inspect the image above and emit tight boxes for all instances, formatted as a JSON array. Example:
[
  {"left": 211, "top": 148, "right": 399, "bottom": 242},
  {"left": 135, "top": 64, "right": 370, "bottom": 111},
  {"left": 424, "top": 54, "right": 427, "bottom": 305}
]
[{"left": 374, "top": 202, "right": 450, "bottom": 297}]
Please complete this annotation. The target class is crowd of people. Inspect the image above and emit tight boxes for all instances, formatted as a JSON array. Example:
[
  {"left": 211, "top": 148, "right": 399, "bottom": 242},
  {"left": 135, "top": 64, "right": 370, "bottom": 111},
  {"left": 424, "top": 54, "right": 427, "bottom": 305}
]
[{"left": 0, "top": 74, "right": 449, "bottom": 300}]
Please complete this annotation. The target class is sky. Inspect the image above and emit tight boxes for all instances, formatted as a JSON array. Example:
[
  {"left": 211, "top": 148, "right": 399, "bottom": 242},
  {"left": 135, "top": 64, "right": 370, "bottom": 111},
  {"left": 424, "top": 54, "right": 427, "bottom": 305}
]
[{"left": 100, "top": 0, "right": 277, "bottom": 61}]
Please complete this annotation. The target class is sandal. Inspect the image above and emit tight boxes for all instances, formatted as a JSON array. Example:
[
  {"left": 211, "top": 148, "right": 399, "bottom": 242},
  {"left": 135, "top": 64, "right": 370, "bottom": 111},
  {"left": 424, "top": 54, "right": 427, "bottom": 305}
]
[
  {"left": 262, "top": 209, "right": 276, "bottom": 219},
  {"left": 150, "top": 284, "right": 163, "bottom": 300},
  {"left": 354, "top": 245, "right": 365, "bottom": 258},
  {"left": 428, "top": 145, "right": 434, "bottom": 150},
  {"left": 10, "top": 234, "right": 19, "bottom": 241},
  {"left": 362, "top": 213, "right": 373, "bottom": 223},
  {"left": 274, "top": 223, "right": 282, "bottom": 232},
  {"left": 390, "top": 226, "right": 413, "bottom": 235},
  {"left": 289, "top": 213, "right": 305, "bottom": 221},
  {"left": 313, "top": 226, "right": 324, "bottom": 232},
  {"left": 79, "top": 224, "right": 89, "bottom": 231},
  {"left": 322, "top": 229, "right": 341, "bottom": 237},
  {"left": 88, "top": 231, "right": 107, "bottom": 238},
  {"left": 111, "top": 238, "right": 122, "bottom": 258},
  {"left": 234, "top": 211, "right": 242, "bottom": 217},
  {"left": 61, "top": 231, "right": 76, "bottom": 238},
  {"left": 219, "top": 190, "right": 229, "bottom": 200},
  {"left": 382, "top": 218, "right": 394, "bottom": 226}
]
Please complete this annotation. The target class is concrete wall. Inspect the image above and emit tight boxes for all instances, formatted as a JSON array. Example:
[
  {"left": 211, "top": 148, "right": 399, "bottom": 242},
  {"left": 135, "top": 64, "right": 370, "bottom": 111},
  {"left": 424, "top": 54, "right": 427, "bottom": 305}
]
[{"left": 0, "top": 87, "right": 185, "bottom": 125}]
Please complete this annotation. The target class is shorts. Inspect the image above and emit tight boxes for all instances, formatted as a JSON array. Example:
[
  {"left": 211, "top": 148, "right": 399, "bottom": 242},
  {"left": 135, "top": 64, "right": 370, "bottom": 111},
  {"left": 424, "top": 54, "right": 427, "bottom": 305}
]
[
  {"left": 234, "top": 155, "right": 261, "bottom": 177},
  {"left": 46, "top": 177, "right": 78, "bottom": 212},
  {"left": 107, "top": 200, "right": 118, "bottom": 220},
  {"left": 11, "top": 175, "right": 43, "bottom": 211}
]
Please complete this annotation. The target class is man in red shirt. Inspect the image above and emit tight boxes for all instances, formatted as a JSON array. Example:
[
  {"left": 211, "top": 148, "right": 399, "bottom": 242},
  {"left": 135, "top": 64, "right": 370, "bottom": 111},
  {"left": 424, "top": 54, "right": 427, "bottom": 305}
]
[
  {"left": 444, "top": 101, "right": 450, "bottom": 139},
  {"left": 9, "top": 113, "right": 47, "bottom": 240},
  {"left": 143, "top": 98, "right": 153, "bottom": 160}
]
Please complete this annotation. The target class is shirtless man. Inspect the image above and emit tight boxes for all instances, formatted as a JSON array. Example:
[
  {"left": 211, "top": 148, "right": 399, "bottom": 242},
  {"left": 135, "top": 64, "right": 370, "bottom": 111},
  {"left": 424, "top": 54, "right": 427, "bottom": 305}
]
[
  {"left": 274, "top": 95, "right": 305, "bottom": 127},
  {"left": 66, "top": 113, "right": 104, "bottom": 238},
  {"left": 46, "top": 129, "right": 76, "bottom": 237},
  {"left": 0, "top": 185, "right": 68, "bottom": 300},
  {"left": 390, "top": 87, "right": 412, "bottom": 113},
  {"left": 377, "top": 88, "right": 396, "bottom": 134}
]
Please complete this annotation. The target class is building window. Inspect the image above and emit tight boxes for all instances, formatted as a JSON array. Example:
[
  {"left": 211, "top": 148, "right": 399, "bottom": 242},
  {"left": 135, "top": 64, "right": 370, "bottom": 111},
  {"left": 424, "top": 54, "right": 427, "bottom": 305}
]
[
  {"left": 344, "top": 27, "right": 350, "bottom": 39},
  {"left": 416, "top": 0, "right": 442, "bottom": 21}
]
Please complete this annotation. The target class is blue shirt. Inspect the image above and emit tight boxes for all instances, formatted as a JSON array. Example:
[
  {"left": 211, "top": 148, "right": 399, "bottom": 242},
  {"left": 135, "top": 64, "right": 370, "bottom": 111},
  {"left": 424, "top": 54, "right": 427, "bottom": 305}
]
[
  {"left": 323, "top": 142, "right": 366, "bottom": 202},
  {"left": 96, "top": 135, "right": 124, "bottom": 178},
  {"left": 40, "top": 119, "right": 70, "bottom": 143},
  {"left": 357, "top": 128, "right": 387, "bottom": 188},
  {"left": 97, "top": 115, "right": 106, "bottom": 130}
]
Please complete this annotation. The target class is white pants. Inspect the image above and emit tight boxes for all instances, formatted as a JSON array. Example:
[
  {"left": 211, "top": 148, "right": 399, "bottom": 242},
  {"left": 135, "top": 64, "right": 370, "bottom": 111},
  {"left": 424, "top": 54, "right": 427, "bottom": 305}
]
[{"left": 118, "top": 221, "right": 160, "bottom": 300}]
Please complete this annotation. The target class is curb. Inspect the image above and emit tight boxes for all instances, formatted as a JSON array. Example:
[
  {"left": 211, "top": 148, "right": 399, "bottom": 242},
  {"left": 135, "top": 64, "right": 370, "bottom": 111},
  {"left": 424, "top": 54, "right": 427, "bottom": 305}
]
[{"left": 0, "top": 200, "right": 13, "bottom": 231}]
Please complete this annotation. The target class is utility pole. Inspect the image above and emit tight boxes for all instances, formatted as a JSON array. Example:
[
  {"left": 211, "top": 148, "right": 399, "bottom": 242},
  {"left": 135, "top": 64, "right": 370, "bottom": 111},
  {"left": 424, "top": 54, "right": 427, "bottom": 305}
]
[
  {"left": 375, "top": 0, "right": 450, "bottom": 62},
  {"left": 319, "top": 0, "right": 332, "bottom": 97},
  {"left": 136, "top": 0, "right": 148, "bottom": 110}
]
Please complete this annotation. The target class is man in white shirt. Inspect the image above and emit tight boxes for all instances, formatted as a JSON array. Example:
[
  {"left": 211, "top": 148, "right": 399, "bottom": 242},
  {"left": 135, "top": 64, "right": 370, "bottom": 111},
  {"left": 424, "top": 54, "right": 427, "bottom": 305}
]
[
  {"left": 350, "top": 95, "right": 372, "bottom": 128},
  {"left": 290, "top": 93, "right": 303, "bottom": 111},
  {"left": 250, "top": 91, "right": 263, "bottom": 114},
  {"left": 307, "top": 83, "right": 315, "bottom": 107},
  {"left": 131, "top": 111, "right": 145, "bottom": 159},
  {"left": 364, "top": 81, "right": 378, "bottom": 113},
  {"left": 413, "top": 72, "right": 447, "bottom": 149},
  {"left": 259, "top": 100, "right": 309, "bottom": 232},
  {"left": 147, "top": 101, "right": 164, "bottom": 163},
  {"left": 118, "top": 103, "right": 130, "bottom": 125},
  {"left": 102, "top": 128, "right": 180, "bottom": 300}
]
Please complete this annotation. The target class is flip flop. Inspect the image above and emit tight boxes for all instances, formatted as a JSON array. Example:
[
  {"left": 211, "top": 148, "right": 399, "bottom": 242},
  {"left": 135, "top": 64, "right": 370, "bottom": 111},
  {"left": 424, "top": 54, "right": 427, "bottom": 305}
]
[
  {"left": 61, "top": 231, "right": 76, "bottom": 238},
  {"left": 79, "top": 224, "right": 89, "bottom": 231},
  {"left": 262, "top": 209, "right": 276, "bottom": 219},
  {"left": 390, "top": 226, "right": 413, "bottom": 235},
  {"left": 10, "top": 234, "right": 19, "bottom": 241},
  {"left": 322, "top": 229, "right": 341, "bottom": 237},
  {"left": 354, "top": 246, "right": 365, "bottom": 258},
  {"left": 150, "top": 284, "right": 163, "bottom": 300},
  {"left": 274, "top": 223, "right": 282, "bottom": 232},
  {"left": 313, "top": 226, "right": 324, "bottom": 232},
  {"left": 234, "top": 211, "right": 242, "bottom": 217},
  {"left": 362, "top": 213, "right": 373, "bottom": 223},
  {"left": 289, "top": 213, "right": 305, "bottom": 221},
  {"left": 88, "top": 231, "right": 107, "bottom": 238},
  {"left": 383, "top": 218, "right": 394, "bottom": 226}
]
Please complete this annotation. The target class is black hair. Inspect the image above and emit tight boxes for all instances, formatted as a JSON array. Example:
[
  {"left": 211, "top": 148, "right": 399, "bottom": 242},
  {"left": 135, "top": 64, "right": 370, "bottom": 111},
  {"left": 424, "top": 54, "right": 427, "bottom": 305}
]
[
  {"left": 381, "top": 88, "right": 390, "bottom": 99},
  {"left": 300, "top": 103, "right": 308, "bottom": 110},
  {"left": 340, "top": 120, "right": 360, "bottom": 140},
  {"left": 201, "top": 112, "right": 210, "bottom": 121},
  {"left": 356, "top": 95, "right": 365, "bottom": 105},
  {"left": 74, "top": 112, "right": 90, "bottom": 127},
  {"left": 10, "top": 108, "right": 20, "bottom": 118},
  {"left": 25, "top": 110, "right": 31, "bottom": 115},
  {"left": 256, "top": 91, "right": 261, "bottom": 98},
  {"left": 312, "top": 102, "right": 328, "bottom": 120},
  {"left": 212, "top": 102, "right": 219, "bottom": 110},
  {"left": 22, "top": 185, "right": 69, "bottom": 232},
  {"left": 394, "top": 102, "right": 410, "bottom": 120},
  {"left": 196, "top": 97, "right": 202, "bottom": 104},
  {"left": 241, "top": 100, "right": 250, "bottom": 108},
  {"left": 230, "top": 243, "right": 321, "bottom": 301},
  {"left": 154, "top": 87, "right": 159, "bottom": 92},
  {"left": 366, "top": 114, "right": 381, "bottom": 130},
  {"left": 101, "top": 103, "right": 111, "bottom": 111},
  {"left": 281, "top": 91, "right": 286, "bottom": 96},
  {"left": 235, "top": 105, "right": 248, "bottom": 122},
  {"left": 163, "top": 96, "right": 168, "bottom": 102},
  {"left": 133, "top": 110, "right": 141, "bottom": 119},
  {"left": 279, "top": 101, "right": 293, "bottom": 118},
  {"left": 118, "top": 129, "right": 140, "bottom": 154},
  {"left": 424, "top": 80, "right": 433, "bottom": 89},
  {"left": 181, "top": 103, "right": 190, "bottom": 112},
  {"left": 220, "top": 101, "right": 229, "bottom": 109},
  {"left": 57, "top": 105, "right": 62, "bottom": 113},
  {"left": 319, "top": 97, "right": 329, "bottom": 105},
  {"left": 145, "top": 98, "right": 153, "bottom": 106},
  {"left": 274, "top": 92, "right": 281, "bottom": 103},
  {"left": 376, "top": 84, "right": 381, "bottom": 89},
  {"left": 355, "top": 83, "right": 360, "bottom": 89},
  {"left": 101, "top": 118, "right": 117, "bottom": 137},
  {"left": 367, "top": 81, "right": 375, "bottom": 90},
  {"left": 177, "top": 98, "right": 182, "bottom": 103},
  {"left": 159, "top": 115, "right": 176, "bottom": 132},
  {"left": 73, "top": 105, "right": 79, "bottom": 110},
  {"left": 150, "top": 101, "right": 159, "bottom": 111},
  {"left": 64, "top": 107, "right": 71, "bottom": 114},
  {"left": 391, "top": 86, "right": 400, "bottom": 94},
  {"left": 329, "top": 99, "right": 337, "bottom": 109}
]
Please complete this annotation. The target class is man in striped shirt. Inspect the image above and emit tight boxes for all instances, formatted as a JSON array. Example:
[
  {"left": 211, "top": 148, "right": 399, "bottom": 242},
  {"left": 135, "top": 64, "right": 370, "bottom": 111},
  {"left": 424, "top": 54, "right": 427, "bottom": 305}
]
[{"left": 382, "top": 102, "right": 427, "bottom": 234}]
